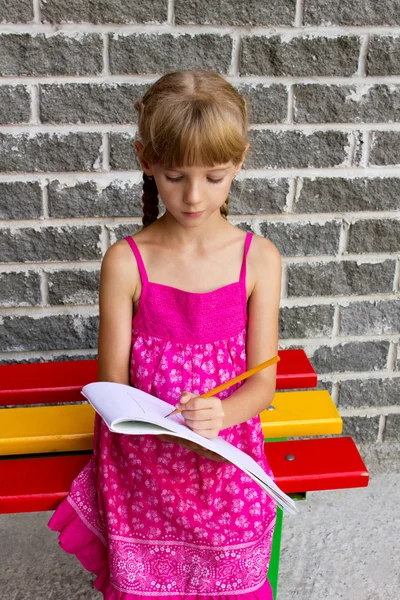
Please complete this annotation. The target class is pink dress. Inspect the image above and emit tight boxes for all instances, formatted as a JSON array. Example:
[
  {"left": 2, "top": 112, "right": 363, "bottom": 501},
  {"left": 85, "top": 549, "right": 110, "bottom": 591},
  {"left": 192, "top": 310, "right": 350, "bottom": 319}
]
[{"left": 48, "top": 231, "right": 276, "bottom": 599}]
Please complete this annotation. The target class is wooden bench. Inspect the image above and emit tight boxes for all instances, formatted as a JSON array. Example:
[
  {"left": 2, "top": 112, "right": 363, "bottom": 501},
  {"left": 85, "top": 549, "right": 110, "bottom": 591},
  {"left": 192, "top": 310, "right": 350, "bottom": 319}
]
[{"left": 0, "top": 349, "right": 369, "bottom": 599}]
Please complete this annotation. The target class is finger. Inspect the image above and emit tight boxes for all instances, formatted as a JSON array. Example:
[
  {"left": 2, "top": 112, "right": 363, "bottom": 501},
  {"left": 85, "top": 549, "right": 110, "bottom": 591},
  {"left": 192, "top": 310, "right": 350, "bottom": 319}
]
[{"left": 181, "top": 408, "right": 217, "bottom": 421}]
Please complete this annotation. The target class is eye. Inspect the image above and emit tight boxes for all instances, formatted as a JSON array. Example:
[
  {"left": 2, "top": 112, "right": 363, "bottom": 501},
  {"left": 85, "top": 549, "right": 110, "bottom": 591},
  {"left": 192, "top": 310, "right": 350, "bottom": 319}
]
[
  {"left": 165, "top": 176, "right": 183, "bottom": 182},
  {"left": 207, "top": 178, "right": 223, "bottom": 184}
]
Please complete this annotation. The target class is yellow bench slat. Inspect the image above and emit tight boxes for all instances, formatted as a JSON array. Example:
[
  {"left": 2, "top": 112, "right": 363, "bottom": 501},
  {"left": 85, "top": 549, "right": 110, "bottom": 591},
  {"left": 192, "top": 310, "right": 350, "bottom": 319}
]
[
  {"left": 0, "top": 389, "right": 342, "bottom": 456},
  {"left": 261, "top": 390, "right": 342, "bottom": 438},
  {"left": 0, "top": 403, "right": 95, "bottom": 455}
]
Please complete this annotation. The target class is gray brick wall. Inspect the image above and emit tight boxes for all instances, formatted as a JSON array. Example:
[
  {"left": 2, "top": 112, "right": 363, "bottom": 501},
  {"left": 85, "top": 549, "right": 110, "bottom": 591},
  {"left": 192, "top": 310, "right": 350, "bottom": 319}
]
[{"left": 0, "top": 1, "right": 399, "bottom": 450}]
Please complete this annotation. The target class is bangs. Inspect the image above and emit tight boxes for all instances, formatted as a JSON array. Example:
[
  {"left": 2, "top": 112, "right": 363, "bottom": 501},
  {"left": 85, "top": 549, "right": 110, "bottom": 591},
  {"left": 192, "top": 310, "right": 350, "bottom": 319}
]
[{"left": 141, "top": 97, "right": 247, "bottom": 168}]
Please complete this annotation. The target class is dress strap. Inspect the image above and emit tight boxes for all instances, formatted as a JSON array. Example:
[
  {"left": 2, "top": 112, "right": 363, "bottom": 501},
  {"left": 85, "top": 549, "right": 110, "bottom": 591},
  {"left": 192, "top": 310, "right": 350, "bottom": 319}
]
[
  {"left": 125, "top": 236, "right": 149, "bottom": 285},
  {"left": 239, "top": 232, "right": 253, "bottom": 284}
]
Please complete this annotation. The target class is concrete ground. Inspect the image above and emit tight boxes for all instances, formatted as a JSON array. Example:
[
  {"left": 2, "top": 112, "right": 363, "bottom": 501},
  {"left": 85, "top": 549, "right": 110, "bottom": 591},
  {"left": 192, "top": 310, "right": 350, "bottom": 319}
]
[{"left": 1, "top": 451, "right": 399, "bottom": 599}]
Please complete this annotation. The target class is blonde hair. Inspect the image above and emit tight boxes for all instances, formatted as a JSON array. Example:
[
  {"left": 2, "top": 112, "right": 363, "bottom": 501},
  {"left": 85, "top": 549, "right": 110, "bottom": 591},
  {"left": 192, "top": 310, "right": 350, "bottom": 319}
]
[{"left": 134, "top": 71, "right": 248, "bottom": 227}]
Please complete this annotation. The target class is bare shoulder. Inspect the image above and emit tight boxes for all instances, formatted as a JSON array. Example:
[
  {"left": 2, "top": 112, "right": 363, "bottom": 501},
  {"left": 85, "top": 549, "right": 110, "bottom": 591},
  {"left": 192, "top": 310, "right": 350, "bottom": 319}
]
[
  {"left": 248, "top": 234, "right": 281, "bottom": 275},
  {"left": 100, "top": 237, "right": 140, "bottom": 299}
]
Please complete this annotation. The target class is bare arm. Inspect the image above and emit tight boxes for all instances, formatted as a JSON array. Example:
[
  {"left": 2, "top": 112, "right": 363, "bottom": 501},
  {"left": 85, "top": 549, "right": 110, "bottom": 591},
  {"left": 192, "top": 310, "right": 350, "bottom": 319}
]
[
  {"left": 97, "top": 240, "right": 139, "bottom": 384},
  {"left": 221, "top": 236, "right": 281, "bottom": 427}
]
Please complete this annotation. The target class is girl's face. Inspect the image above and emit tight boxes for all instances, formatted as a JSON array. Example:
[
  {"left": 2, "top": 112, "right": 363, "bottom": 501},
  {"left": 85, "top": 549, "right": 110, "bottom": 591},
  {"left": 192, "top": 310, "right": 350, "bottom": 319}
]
[{"left": 150, "top": 162, "right": 240, "bottom": 226}]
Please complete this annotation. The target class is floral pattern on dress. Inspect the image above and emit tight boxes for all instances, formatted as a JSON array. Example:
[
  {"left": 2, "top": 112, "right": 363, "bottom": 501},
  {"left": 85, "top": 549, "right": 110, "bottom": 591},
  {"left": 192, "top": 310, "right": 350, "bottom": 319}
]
[{"left": 62, "top": 232, "right": 277, "bottom": 598}]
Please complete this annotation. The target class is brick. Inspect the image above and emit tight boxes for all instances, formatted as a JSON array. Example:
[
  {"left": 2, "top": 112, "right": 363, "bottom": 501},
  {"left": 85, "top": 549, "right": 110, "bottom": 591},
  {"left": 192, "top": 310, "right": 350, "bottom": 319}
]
[
  {"left": 338, "top": 378, "right": 400, "bottom": 408},
  {"left": 110, "top": 133, "right": 141, "bottom": 171},
  {"left": 234, "top": 222, "right": 255, "bottom": 234},
  {"left": 247, "top": 130, "right": 348, "bottom": 169},
  {"left": 367, "top": 36, "right": 400, "bottom": 76},
  {"left": 348, "top": 219, "right": 400, "bottom": 253},
  {"left": 107, "top": 224, "right": 142, "bottom": 245},
  {"left": 0, "top": 182, "right": 42, "bottom": 219},
  {"left": 0, "top": 0, "right": 33, "bottom": 22},
  {"left": 229, "top": 179, "right": 288, "bottom": 215},
  {"left": 342, "top": 415, "right": 380, "bottom": 444},
  {"left": 175, "top": 0, "right": 296, "bottom": 26},
  {"left": 240, "top": 35, "right": 360, "bottom": 76},
  {"left": 48, "top": 270, "right": 100, "bottom": 305},
  {"left": 309, "top": 341, "right": 390, "bottom": 373},
  {"left": 384, "top": 414, "right": 400, "bottom": 442},
  {"left": 0, "top": 226, "right": 102, "bottom": 263},
  {"left": 0, "top": 352, "right": 97, "bottom": 366},
  {"left": 341, "top": 300, "right": 400, "bottom": 336},
  {"left": 279, "top": 304, "right": 334, "bottom": 339},
  {"left": 40, "top": 0, "right": 167, "bottom": 24},
  {"left": 294, "top": 177, "right": 400, "bottom": 213},
  {"left": 260, "top": 220, "right": 341, "bottom": 257},
  {"left": 110, "top": 34, "right": 232, "bottom": 75},
  {"left": 48, "top": 180, "right": 143, "bottom": 218},
  {"left": 294, "top": 84, "right": 400, "bottom": 124},
  {"left": 0, "top": 85, "right": 30, "bottom": 124},
  {"left": 304, "top": 0, "right": 400, "bottom": 26},
  {"left": 287, "top": 260, "right": 396, "bottom": 297},
  {"left": 0, "top": 33, "right": 103, "bottom": 76},
  {"left": 0, "top": 272, "right": 41, "bottom": 306},
  {"left": 237, "top": 84, "right": 288, "bottom": 124},
  {"left": 370, "top": 131, "right": 400, "bottom": 165},
  {"left": 0, "top": 314, "right": 98, "bottom": 352},
  {"left": 0, "top": 133, "right": 103, "bottom": 173},
  {"left": 40, "top": 83, "right": 148, "bottom": 124}
]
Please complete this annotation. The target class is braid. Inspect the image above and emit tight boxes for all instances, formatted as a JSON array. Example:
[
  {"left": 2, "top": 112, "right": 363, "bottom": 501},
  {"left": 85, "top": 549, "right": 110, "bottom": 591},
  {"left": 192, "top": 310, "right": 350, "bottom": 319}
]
[
  {"left": 220, "top": 196, "right": 229, "bottom": 220},
  {"left": 142, "top": 173, "right": 159, "bottom": 227}
]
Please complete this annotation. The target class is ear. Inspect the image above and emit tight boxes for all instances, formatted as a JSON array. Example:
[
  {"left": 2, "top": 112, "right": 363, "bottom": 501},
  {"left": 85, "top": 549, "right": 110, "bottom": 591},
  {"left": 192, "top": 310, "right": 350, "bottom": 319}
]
[
  {"left": 235, "top": 142, "right": 250, "bottom": 175},
  {"left": 134, "top": 140, "right": 154, "bottom": 177}
]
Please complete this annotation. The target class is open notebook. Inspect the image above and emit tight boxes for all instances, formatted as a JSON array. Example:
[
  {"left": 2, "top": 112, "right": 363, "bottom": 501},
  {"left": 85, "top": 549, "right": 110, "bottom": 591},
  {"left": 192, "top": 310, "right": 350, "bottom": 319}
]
[{"left": 81, "top": 381, "right": 298, "bottom": 515}]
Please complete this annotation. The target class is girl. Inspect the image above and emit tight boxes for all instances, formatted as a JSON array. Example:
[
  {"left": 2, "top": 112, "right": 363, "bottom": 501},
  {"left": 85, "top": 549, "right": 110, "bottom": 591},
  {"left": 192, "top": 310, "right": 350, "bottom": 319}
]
[{"left": 49, "top": 70, "right": 281, "bottom": 600}]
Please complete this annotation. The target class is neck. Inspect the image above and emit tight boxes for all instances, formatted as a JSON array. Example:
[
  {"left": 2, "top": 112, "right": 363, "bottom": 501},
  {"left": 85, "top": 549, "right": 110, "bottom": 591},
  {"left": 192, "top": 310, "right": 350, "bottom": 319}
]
[{"left": 154, "top": 211, "right": 232, "bottom": 249}]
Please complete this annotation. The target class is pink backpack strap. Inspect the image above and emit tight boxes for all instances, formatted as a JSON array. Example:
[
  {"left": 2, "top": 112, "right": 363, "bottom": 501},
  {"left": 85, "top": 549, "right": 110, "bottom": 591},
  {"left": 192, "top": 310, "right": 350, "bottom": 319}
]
[
  {"left": 125, "top": 236, "right": 149, "bottom": 286},
  {"left": 239, "top": 232, "right": 253, "bottom": 284}
]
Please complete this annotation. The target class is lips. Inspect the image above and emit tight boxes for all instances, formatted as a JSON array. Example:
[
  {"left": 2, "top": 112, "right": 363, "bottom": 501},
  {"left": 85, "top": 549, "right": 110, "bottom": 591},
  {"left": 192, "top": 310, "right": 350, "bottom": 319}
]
[{"left": 182, "top": 211, "right": 203, "bottom": 217}]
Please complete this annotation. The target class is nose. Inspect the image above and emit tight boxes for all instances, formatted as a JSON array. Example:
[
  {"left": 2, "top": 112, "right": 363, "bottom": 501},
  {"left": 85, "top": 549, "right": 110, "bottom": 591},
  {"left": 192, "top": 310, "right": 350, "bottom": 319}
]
[{"left": 183, "top": 180, "right": 202, "bottom": 206}]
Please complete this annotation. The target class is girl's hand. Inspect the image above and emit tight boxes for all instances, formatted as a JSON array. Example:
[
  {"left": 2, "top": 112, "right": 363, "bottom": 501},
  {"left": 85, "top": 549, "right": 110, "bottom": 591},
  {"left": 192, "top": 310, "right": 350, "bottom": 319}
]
[{"left": 176, "top": 391, "right": 225, "bottom": 439}]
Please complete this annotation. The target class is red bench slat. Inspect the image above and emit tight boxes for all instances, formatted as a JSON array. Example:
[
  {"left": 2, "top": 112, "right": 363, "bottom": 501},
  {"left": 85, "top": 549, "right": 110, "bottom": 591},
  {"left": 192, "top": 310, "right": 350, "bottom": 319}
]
[
  {"left": 0, "top": 350, "right": 317, "bottom": 407},
  {"left": 0, "top": 436, "right": 368, "bottom": 514},
  {"left": 265, "top": 437, "right": 369, "bottom": 493}
]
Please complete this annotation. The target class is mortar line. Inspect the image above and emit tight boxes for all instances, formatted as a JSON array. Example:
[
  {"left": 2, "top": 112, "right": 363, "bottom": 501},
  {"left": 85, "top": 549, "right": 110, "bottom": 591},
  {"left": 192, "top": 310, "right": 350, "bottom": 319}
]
[
  {"left": 42, "top": 178, "right": 49, "bottom": 218},
  {"left": 3, "top": 167, "right": 400, "bottom": 182},
  {"left": 102, "top": 132, "right": 110, "bottom": 171},
  {"left": 360, "top": 130, "right": 371, "bottom": 167},
  {"left": 167, "top": 0, "right": 175, "bottom": 25},
  {"left": 357, "top": 33, "right": 370, "bottom": 77},
  {"left": 377, "top": 414, "right": 385, "bottom": 443},
  {"left": 287, "top": 84, "right": 294, "bottom": 124},
  {"left": 338, "top": 217, "right": 350, "bottom": 255},
  {"left": 32, "top": 0, "right": 41, "bottom": 23},
  {"left": 230, "top": 33, "right": 241, "bottom": 76},
  {"left": 281, "top": 263, "right": 288, "bottom": 299},
  {"left": 40, "top": 270, "right": 49, "bottom": 306},
  {"left": 393, "top": 258, "right": 400, "bottom": 292},
  {"left": 387, "top": 341, "right": 397, "bottom": 372},
  {"left": 295, "top": 0, "right": 304, "bottom": 27},
  {"left": 103, "top": 33, "right": 110, "bottom": 76},
  {"left": 4, "top": 23, "right": 400, "bottom": 35},
  {"left": 332, "top": 304, "right": 341, "bottom": 337},
  {"left": 285, "top": 178, "right": 296, "bottom": 213},
  {"left": 5, "top": 75, "right": 400, "bottom": 85},
  {"left": 29, "top": 84, "right": 40, "bottom": 124},
  {"left": 6, "top": 121, "right": 400, "bottom": 134}
]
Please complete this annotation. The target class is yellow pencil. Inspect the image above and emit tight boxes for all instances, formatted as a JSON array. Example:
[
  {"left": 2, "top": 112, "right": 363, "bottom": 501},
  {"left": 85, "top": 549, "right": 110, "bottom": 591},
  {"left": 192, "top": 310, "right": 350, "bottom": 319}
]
[{"left": 164, "top": 354, "right": 280, "bottom": 418}]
